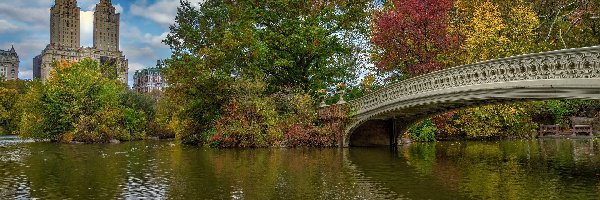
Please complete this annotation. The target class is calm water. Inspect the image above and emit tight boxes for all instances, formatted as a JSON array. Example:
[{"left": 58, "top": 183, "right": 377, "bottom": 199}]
[{"left": 1, "top": 136, "right": 600, "bottom": 199}]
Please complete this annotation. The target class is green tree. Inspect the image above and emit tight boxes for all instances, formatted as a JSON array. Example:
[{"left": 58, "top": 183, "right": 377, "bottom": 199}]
[
  {"left": 163, "top": 0, "right": 372, "bottom": 145},
  {"left": 0, "top": 87, "right": 19, "bottom": 135},
  {"left": 0, "top": 79, "right": 34, "bottom": 135},
  {"left": 164, "top": 0, "right": 372, "bottom": 93},
  {"left": 18, "top": 59, "right": 146, "bottom": 143},
  {"left": 533, "top": 0, "right": 600, "bottom": 48}
]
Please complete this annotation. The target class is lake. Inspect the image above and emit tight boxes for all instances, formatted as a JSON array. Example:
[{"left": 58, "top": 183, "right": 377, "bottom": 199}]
[{"left": 1, "top": 136, "right": 600, "bottom": 199}]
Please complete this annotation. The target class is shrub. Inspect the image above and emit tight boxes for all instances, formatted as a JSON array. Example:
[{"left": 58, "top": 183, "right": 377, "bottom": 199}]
[
  {"left": 408, "top": 118, "right": 437, "bottom": 142},
  {"left": 18, "top": 59, "right": 149, "bottom": 143}
]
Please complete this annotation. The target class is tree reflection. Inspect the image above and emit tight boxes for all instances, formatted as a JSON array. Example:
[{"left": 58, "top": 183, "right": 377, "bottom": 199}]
[
  {"left": 397, "top": 140, "right": 600, "bottom": 199},
  {"left": 2, "top": 140, "right": 600, "bottom": 199}
]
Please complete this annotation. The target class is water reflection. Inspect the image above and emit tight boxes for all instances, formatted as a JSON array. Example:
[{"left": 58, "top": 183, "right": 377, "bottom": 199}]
[
  {"left": 387, "top": 140, "right": 600, "bottom": 199},
  {"left": 0, "top": 139, "right": 600, "bottom": 199}
]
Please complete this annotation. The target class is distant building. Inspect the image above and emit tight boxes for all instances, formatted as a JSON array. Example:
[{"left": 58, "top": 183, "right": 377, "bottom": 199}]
[
  {"left": 133, "top": 63, "right": 167, "bottom": 93},
  {"left": 33, "top": 0, "right": 128, "bottom": 83},
  {"left": 0, "top": 46, "right": 19, "bottom": 80},
  {"left": 32, "top": 55, "right": 42, "bottom": 79}
]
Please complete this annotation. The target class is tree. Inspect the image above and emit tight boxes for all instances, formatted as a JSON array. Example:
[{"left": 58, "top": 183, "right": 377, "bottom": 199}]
[
  {"left": 432, "top": 0, "right": 542, "bottom": 139},
  {"left": 164, "top": 0, "right": 372, "bottom": 92},
  {"left": 0, "top": 79, "right": 33, "bottom": 135},
  {"left": 454, "top": 0, "right": 542, "bottom": 63},
  {"left": 163, "top": 0, "right": 373, "bottom": 145},
  {"left": 18, "top": 59, "right": 146, "bottom": 143},
  {"left": 371, "top": 0, "right": 460, "bottom": 78},
  {"left": 533, "top": 0, "right": 600, "bottom": 49},
  {"left": 0, "top": 87, "right": 19, "bottom": 135}
]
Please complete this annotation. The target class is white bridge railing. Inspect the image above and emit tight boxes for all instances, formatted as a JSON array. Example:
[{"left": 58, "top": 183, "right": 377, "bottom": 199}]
[{"left": 348, "top": 46, "right": 600, "bottom": 115}]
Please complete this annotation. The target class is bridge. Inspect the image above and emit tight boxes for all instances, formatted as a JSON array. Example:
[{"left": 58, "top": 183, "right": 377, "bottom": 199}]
[{"left": 342, "top": 46, "right": 600, "bottom": 147}]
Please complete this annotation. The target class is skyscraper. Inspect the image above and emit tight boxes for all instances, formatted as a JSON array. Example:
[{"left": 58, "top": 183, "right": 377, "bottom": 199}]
[
  {"left": 94, "top": 0, "right": 119, "bottom": 51},
  {"left": 33, "top": 0, "right": 128, "bottom": 84},
  {"left": 50, "top": 0, "right": 80, "bottom": 48}
]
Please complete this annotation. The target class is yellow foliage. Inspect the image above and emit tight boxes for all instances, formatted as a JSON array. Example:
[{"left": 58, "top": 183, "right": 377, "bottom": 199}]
[
  {"left": 49, "top": 60, "right": 78, "bottom": 81},
  {"left": 455, "top": 0, "right": 541, "bottom": 64},
  {"left": 462, "top": 1, "right": 508, "bottom": 63},
  {"left": 61, "top": 132, "right": 75, "bottom": 143},
  {"left": 507, "top": 4, "right": 542, "bottom": 54},
  {"left": 444, "top": 103, "right": 535, "bottom": 139}
]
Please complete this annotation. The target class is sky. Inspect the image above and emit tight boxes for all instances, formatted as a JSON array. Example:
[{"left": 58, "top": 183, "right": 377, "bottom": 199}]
[{"left": 0, "top": 0, "right": 204, "bottom": 86}]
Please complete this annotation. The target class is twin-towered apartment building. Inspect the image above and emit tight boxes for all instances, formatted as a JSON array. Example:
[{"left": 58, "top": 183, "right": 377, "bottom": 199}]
[
  {"left": 7, "top": 0, "right": 165, "bottom": 93},
  {"left": 33, "top": 0, "right": 129, "bottom": 84}
]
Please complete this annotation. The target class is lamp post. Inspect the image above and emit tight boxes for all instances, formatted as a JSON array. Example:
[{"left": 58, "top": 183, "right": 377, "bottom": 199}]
[
  {"left": 336, "top": 84, "right": 347, "bottom": 105},
  {"left": 319, "top": 89, "right": 328, "bottom": 108}
]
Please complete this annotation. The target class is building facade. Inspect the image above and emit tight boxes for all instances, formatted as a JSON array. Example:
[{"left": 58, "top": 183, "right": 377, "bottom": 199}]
[
  {"left": 33, "top": 0, "right": 128, "bottom": 83},
  {"left": 94, "top": 0, "right": 119, "bottom": 52},
  {"left": 133, "top": 65, "right": 166, "bottom": 93},
  {"left": 0, "top": 46, "right": 19, "bottom": 80}
]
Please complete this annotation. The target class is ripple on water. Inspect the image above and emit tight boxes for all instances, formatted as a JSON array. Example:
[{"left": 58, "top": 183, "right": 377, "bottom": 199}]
[
  {"left": 1, "top": 140, "right": 600, "bottom": 199},
  {"left": 121, "top": 175, "right": 169, "bottom": 199}
]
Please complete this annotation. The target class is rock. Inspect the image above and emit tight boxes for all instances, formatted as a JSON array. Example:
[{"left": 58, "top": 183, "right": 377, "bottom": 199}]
[
  {"left": 400, "top": 137, "right": 412, "bottom": 144},
  {"left": 148, "top": 136, "right": 160, "bottom": 140},
  {"left": 109, "top": 139, "right": 120, "bottom": 144}
]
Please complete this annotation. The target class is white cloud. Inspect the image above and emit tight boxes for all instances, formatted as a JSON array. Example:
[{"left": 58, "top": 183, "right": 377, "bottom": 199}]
[
  {"left": 18, "top": 70, "right": 33, "bottom": 80},
  {"left": 0, "top": 4, "right": 49, "bottom": 31},
  {"left": 130, "top": 0, "right": 205, "bottom": 27},
  {"left": 80, "top": 10, "right": 95, "bottom": 47},
  {"left": 79, "top": 0, "right": 98, "bottom": 11},
  {"left": 123, "top": 46, "right": 156, "bottom": 59},
  {"left": 0, "top": 20, "right": 18, "bottom": 33},
  {"left": 141, "top": 32, "right": 169, "bottom": 48},
  {"left": 114, "top": 4, "right": 124, "bottom": 14},
  {"left": 2, "top": 39, "right": 49, "bottom": 80},
  {"left": 123, "top": 26, "right": 169, "bottom": 48},
  {"left": 128, "top": 62, "right": 148, "bottom": 73}
]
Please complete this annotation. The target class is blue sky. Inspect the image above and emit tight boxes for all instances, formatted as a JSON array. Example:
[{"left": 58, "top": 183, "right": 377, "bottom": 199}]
[{"left": 0, "top": 0, "right": 203, "bottom": 86}]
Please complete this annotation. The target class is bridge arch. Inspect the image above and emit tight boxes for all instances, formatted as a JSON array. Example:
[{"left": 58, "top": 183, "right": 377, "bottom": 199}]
[{"left": 344, "top": 46, "right": 600, "bottom": 147}]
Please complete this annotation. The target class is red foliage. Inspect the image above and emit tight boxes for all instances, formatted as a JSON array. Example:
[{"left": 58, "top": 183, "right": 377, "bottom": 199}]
[
  {"left": 285, "top": 124, "right": 337, "bottom": 147},
  {"left": 432, "top": 112, "right": 454, "bottom": 128},
  {"left": 431, "top": 111, "right": 455, "bottom": 137},
  {"left": 372, "top": 0, "right": 460, "bottom": 77}
]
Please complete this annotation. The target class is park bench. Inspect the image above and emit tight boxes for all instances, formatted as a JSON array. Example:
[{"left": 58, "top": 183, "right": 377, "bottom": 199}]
[
  {"left": 572, "top": 125, "right": 593, "bottom": 136},
  {"left": 538, "top": 124, "right": 560, "bottom": 137}
]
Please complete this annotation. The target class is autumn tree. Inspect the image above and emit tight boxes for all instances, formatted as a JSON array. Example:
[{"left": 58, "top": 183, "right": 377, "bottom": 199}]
[
  {"left": 533, "top": 0, "right": 600, "bottom": 49},
  {"left": 454, "top": 0, "right": 542, "bottom": 63},
  {"left": 0, "top": 79, "right": 31, "bottom": 135},
  {"left": 434, "top": 0, "right": 542, "bottom": 139},
  {"left": 371, "top": 0, "right": 460, "bottom": 78},
  {"left": 0, "top": 87, "right": 19, "bottom": 135},
  {"left": 18, "top": 59, "right": 148, "bottom": 143},
  {"left": 163, "top": 0, "right": 373, "bottom": 145}
]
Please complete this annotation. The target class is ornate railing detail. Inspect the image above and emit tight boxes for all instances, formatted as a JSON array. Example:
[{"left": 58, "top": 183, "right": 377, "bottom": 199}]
[{"left": 348, "top": 46, "right": 600, "bottom": 116}]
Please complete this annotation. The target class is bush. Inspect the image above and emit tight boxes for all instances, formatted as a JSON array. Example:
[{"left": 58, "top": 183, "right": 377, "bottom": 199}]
[
  {"left": 408, "top": 118, "right": 437, "bottom": 142},
  {"left": 438, "top": 103, "right": 536, "bottom": 140},
  {"left": 201, "top": 78, "right": 345, "bottom": 148},
  {"left": 18, "top": 59, "right": 149, "bottom": 143},
  {"left": 210, "top": 79, "right": 282, "bottom": 147}
]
